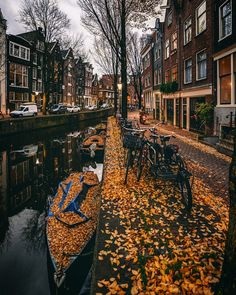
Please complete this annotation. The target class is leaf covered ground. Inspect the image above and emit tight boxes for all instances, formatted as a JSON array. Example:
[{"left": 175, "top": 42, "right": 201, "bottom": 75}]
[{"left": 93, "top": 117, "right": 229, "bottom": 295}]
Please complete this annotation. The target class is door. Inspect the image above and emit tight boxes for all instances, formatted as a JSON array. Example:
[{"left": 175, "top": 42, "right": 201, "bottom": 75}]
[
  {"left": 182, "top": 98, "right": 187, "bottom": 129},
  {"left": 155, "top": 95, "right": 160, "bottom": 120},
  {"left": 166, "top": 99, "right": 174, "bottom": 124},
  {"left": 176, "top": 98, "right": 180, "bottom": 127}
]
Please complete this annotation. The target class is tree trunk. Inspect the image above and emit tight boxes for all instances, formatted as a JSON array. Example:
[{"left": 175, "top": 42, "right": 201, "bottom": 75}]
[
  {"left": 120, "top": 0, "right": 127, "bottom": 119},
  {"left": 113, "top": 53, "right": 119, "bottom": 115},
  {"left": 218, "top": 124, "right": 236, "bottom": 294}
]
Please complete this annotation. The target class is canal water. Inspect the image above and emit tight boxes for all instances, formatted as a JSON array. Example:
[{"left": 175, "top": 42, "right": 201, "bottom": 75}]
[{"left": 0, "top": 119, "right": 104, "bottom": 295}]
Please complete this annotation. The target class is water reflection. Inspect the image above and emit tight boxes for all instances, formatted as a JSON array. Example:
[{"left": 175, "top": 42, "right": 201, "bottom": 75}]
[{"left": 0, "top": 120, "right": 104, "bottom": 295}]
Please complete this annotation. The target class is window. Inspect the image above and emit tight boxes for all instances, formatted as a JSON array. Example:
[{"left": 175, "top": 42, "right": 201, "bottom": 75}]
[
  {"left": 219, "top": 55, "right": 231, "bottom": 104},
  {"left": 171, "top": 65, "right": 178, "bottom": 81},
  {"left": 32, "top": 80, "right": 37, "bottom": 92},
  {"left": 167, "top": 11, "right": 173, "bottom": 26},
  {"left": 196, "top": 1, "right": 206, "bottom": 35},
  {"left": 158, "top": 68, "right": 162, "bottom": 85},
  {"left": 171, "top": 32, "right": 177, "bottom": 51},
  {"left": 184, "top": 58, "right": 192, "bottom": 84},
  {"left": 33, "top": 53, "right": 37, "bottom": 65},
  {"left": 184, "top": 17, "right": 192, "bottom": 45},
  {"left": 234, "top": 53, "right": 236, "bottom": 103},
  {"left": 9, "top": 42, "right": 30, "bottom": 61},
  {"left": 165, "top": 39, "right": 170, "bottom": 59},
  {"left": 154, "top": 45, "right": 161, "bottom": 60},
  {"left": 196, "top": 50, "right": 207, "bottom": 80},
  {"left": 165, "top": 70, "right": 170, "bottom": 83},
  {"left": 9, "top": 63, "right": 28, "bottom": 87},
  {"left": 219, "top": 0, "right": 232, "bottom": 40},
  {"left": 9, "top": 92, "right": 29, "bottom": 101},
  {"left": 32, "top": 67, "right": 37, "bottom": 79}
]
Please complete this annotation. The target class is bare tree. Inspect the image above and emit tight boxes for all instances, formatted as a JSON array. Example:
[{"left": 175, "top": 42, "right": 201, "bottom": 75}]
[
  {"left": 60, "top": 33, "right": 88, "bottom": 61},
  {"left": 19, "top": 0, "right": 70, "bottom": 43},
  {"left": 127, "top": 32, "right": 143, "bottom": 109},
  {"left": 77, "top": 0, "right": 161, "bottom": 118},
  {"left": 93, "top": 37, "right": 119, "bottom": 113}
]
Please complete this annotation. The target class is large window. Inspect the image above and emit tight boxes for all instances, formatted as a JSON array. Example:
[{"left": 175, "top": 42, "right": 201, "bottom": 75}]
[
  {"left": 184, "top": 58, "right": 192, "bottom": 84},
  {"left": 165, "top": 39, "right": 170, "bottom": 59},
  {"left": 219, "top": 55, "right": 231, "bottom": 104},
  {"left": 10, "top": 63, "right": 28, "bottom": 87},
  {"left": 219, "top": 0, "right": 232, "bottom": 40},
  {"left": 9, "top": 42, "right": 30, "bottom": 61},
  {"left": 184, "top": 17, "right": 192, "bottom": 45},
  {"left": 158, "top": 68, "right": 162, "bottom": 85},
  {"left": 9, "top": 92, "right": 29, "bottom": 101},
  {"left": 196, "top": 1, "right": 206, "bottom": 35},
  {"left": 171, "top": 32, "right": 177, "bottom": 51},
  {"left": 171, "top": 65, "right": 178, "bottom": 81},
  {"left": 196, "top": 50, "right": 207, "bottom": 80}
]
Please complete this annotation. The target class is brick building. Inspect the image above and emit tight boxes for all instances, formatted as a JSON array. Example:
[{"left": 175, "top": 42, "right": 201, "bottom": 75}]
[
  {"left": 213, "top": 0, "right": 236, "bottom": 152},
  {"left": 162, "top": 0, "right": 214, "bottom": 132},
  {"left": 141, "top": 34, "right": 154, "bottom": 113},
  {"left": 61, "top": 48, "right": 76, "bottom": 106},
  {"left": 98, "top": 75, "right": 114, "bottom": 106}
]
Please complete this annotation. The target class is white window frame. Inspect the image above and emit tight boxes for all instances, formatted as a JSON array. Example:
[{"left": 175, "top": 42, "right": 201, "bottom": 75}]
[
  {"left": 9, "top": 63, "right": 29, "bottom": 88},
  {"left": 167, "top": 11, "right": 173, "bottom": 26},
  {"left": 218, "top": 0, "right": 232, "bottom": 41},
  {"left": 195, "top": 1, "right": 207, "bottom": 36},
  {"left": 184, "top": 17, "right": 192, "bottom": 45},
  {"left": 9, "top": 41, "right": 30, "bottom": 61},
  {"left": 184, "top": 58, "right": 192, "bottom": 84},
  {"left": 196, "top": 49, "right": 207, "bottom": 81},
  {"left": 165, "top": 39, "right": 170, "bottom": 59},
  {"left": 171, "top": 32, "right": 178, "bottom": 51}
]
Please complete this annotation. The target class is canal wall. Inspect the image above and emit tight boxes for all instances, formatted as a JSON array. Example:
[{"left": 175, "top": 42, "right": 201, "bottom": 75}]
[{"left": 0, "top": 108, "right": 113, "bottom": 137}]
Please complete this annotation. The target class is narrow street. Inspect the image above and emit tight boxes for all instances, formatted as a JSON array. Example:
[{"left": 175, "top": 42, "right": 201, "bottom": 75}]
[{"left": 92, "top": 116, "right": 230, "bottom": 294}]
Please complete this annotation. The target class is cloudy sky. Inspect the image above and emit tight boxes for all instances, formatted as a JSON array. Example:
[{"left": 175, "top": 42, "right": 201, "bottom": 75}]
[{"left": 0, "top": 0, "right": 97, "bottom": 69}]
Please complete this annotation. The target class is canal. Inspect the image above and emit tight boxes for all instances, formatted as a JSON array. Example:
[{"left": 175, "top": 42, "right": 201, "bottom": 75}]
[{"left": 0, "top": 119, "right": 105, "bottom": 295}]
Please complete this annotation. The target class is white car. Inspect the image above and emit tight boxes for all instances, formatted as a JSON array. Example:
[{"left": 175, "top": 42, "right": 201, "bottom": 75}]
[
  {"left": 101, "top": 103, "right": 109, "bottom": 108},
  {"left": 85, "top": 105, "right": 97, "bottom": 111},
  {"left": 10, "top": 103, "right": 38, "bottom": 118},
  {"left": 67, "top": 105, "right": 81, "bottom": 113}
]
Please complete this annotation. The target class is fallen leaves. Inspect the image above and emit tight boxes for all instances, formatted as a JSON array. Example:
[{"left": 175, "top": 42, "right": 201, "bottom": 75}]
[{"left": 94, "top": 117, "right": 228, "bottom": 294}]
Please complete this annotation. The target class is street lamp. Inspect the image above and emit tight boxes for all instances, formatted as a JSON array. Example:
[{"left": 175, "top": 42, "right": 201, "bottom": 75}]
[{"left": 117, "top": 83, "right": 122, "bottom": 114}]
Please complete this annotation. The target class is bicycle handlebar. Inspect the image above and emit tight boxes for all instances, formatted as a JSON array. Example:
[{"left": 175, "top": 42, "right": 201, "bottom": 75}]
[{"left": 122, "top": 127, "right": 146, "bottom": 133}]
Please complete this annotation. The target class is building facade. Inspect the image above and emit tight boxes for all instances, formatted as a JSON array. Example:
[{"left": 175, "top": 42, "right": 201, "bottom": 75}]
[
  {"left": 61, "top": 48, "right": 76, "bottom": 106},
  {"left": 98, "top": 75, "right": 114, "bottom": 106},
  {"left": 162, "top": 0, "right": 214, "bottom": 132},
  {"left": 153, "top": 18, "right": 164, "bottom": 120},
  {"left": 46, "top": 42, "right": 63, "bottom": 105},
  {"left": 6, "top": 34, "right": 32, "bottom": 111},
  {"left": 213, "top": 0, "right": 236, "bottom": 151},
  {"left": 141, "top": 35, "right": 154, "bottom": 113},
  {"left": 0, "top": 9, "right": 7, "bottom": 114},
  {"left": 17, "top": 28, "right": 45, "bottom": 108}
]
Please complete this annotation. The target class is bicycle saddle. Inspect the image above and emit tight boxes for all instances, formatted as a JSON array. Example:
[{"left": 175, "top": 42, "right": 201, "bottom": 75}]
[{"left": 160, "top": 135, "right": 171, "bottom": 141}]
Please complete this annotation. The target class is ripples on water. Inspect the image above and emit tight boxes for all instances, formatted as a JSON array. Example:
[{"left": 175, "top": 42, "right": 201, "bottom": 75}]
[{"left": 0, "top": 120, "right": 104, "bottom": 295}]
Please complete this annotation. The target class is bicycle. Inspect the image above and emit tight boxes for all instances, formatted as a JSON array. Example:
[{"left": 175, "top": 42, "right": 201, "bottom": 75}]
[
  {"left": 122, "top": 127, "right": 145, "bottom": 184},
  {"left": 137, "top": 129, "right": 193, "bottom": 211}
]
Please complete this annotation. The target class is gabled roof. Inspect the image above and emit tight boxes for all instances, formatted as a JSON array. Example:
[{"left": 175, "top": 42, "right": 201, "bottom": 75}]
[
  {"left": 47, "top": 41, "right": 57, "bottom": 53},
  {"left": 0, "top": 8, "right": 7, "bottom": 28},
  {"left": 17, "top": 29, "right": 44, "bottom": 42},
  {"left": 61, "top": 48, "right": 73, "bottom": 60}
]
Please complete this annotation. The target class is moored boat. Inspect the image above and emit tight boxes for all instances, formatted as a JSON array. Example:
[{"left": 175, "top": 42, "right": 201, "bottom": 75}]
[
  {"left": 80, "top": 134, "right": 105, "bottom": 159},
  {"left": 46, "top": 171, "right": 101, "bottom": 287}
]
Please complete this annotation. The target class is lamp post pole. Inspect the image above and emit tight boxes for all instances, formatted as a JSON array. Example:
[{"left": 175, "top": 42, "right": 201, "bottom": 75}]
[{"left": 117, "top": 83, "right": 122, "bottom": 115}]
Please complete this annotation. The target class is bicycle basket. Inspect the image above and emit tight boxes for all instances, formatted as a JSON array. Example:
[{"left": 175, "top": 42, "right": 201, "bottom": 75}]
[{"left": 123, "top": 133, "right": 143, "bottom": 149}]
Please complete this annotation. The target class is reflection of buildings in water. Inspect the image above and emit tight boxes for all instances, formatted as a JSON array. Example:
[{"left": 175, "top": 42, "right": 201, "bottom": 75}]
[
  {"left": 0, "top": 151, "right": 9, "bottom": 245},
  {"left": 8, "top": 144, "right": 45, "bottom": 216}
]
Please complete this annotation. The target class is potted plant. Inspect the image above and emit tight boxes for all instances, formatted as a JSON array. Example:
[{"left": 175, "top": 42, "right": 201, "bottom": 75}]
[{"left": 195, "top": 102, "right": 214, "bottom": 135}]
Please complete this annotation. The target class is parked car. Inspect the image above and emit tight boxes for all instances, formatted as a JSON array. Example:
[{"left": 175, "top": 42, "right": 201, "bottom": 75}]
[
  {"left": 67, "top": 105, "right": 81, "bottom": 113},
  {"left": 10, "top": 103, "right": 38, "bottom": 118},
  {"left": 48, "top": 104, "right": 68, "bottom": 114},
  {"left": 101, "top": 103, "right": 109, "bottom": 109},
  {"left": 85, "top": 105, "right": 97, "bottom": 111}
]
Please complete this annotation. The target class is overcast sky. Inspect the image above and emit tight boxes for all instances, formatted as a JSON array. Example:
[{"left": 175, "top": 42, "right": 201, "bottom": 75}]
[
  {"left": 0, "top": 0, "right": 165, "bottom": 75},
  {"left": 0, "top": 0, "right": 97, "bottom": 70}
]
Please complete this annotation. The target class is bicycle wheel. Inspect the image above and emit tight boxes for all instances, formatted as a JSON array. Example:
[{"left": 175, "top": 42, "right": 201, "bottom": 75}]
[
  {"left": 179, "top": 176, "right": 192, "bottom": 211},
  {"left": 124, "top": 149, "right": 132, "bottom": 184}
]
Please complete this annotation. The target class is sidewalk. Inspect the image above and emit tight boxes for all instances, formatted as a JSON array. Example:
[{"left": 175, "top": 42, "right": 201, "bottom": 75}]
[{"left": 91, "top": 116, "right": 229, "bottom": 295}]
